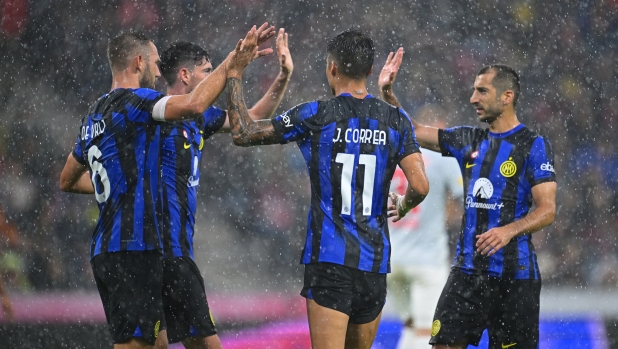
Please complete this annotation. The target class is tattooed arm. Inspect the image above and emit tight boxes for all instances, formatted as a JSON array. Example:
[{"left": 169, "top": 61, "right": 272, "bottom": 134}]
[{"left": 226, "top": 77, "right": 279, "bottom": 146}]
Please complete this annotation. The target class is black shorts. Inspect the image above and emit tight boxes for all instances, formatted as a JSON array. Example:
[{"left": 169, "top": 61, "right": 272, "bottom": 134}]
[
  {"left": 91, "top": 250, "right": 166, "bottom": 345},
  {"left": 162, "top": 256, "right": 217, "bottom": 343},
  {"left": 300, "top": 262, "right": 386, "bottom": 324},
  {"left": 430, "top": 269, "right": 541, "bottom": 349}
]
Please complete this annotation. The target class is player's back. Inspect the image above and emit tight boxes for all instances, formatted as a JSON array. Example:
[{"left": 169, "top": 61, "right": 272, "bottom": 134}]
[
  {"left": 274, "top": 94, "right": 420, "bottom": 273},
  {"left": 74, "top": 88, "right": 165, "bottom": 258}
]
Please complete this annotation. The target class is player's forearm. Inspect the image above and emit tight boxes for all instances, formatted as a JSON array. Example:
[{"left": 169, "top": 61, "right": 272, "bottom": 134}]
[
  {"left": 506, "top": 203, "right": 556, "bottom": 238},
  {"left": 66, "top": 172, "right": 95, "bottom": 194},
  {"left": 248, "top": 71, "right": 291, "bottom": 120},
  {"left": 227, "top": 77, "right": 278, "bottom": 146}
]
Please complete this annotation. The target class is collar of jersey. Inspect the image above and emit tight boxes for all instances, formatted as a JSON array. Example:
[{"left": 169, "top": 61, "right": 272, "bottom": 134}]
[
  {"left": 489, "top": 123, "right": 525, "bottom": 138},
  {"left": 338, "top": 92, "right": 374, "bottom": 99}
]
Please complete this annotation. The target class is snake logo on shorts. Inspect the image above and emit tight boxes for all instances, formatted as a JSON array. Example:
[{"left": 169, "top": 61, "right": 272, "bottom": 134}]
[
  {"left": 431, "top": 320, "right": 441, "bottom": 336},
  {"left": 154, "top": 320, "right": 161, "bottom": 338}
]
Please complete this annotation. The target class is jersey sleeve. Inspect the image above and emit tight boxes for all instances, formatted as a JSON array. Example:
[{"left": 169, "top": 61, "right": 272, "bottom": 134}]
[
  {"left": 72, "top": 133, "right": 87, "bottom": 166},
  {"left": 201, "top": 106, "right": 227, "bottom": 138},
  {"left": 526, "top": 136, "right": 556, "bottom": 186},
  {"left": 439, "top": 126, "right": 477, "bottom": 160},
  {"left": 397, "top": 108, "right": 421, "bottom": 162},
  {"left": 127, "top": 88, "right": 165, "bottom": 123},
  {"left": 271, "top": 101, "right": 319, "bottom": 144}
]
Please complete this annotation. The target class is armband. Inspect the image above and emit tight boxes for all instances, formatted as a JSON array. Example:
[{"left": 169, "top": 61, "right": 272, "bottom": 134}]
[{"left": 152, "top": 96, "right": 172, "bottom": 121}]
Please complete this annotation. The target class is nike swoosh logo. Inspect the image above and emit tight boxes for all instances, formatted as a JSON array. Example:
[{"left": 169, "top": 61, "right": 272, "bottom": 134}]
[
  {"left": 183, "top": 143, "right": 191, "bottom": 149},
  {"left": 502, "top": 343, "right": 517, "bottom": 349},
  {"left": 465, "top": 162, "right": 476, "bottom": 168}
]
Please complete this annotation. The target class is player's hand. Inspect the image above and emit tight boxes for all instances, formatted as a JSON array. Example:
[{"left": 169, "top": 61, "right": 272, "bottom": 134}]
[
  {"left": 253, "top": 22, "right": 275, "bottom": 60},
  {"left": 387, "top": 192, "right": 409, "bottom": 222},
  {"left": 257, "top": 22, "right": 276, "bottom": 46},
  {"left": 228, "top": 25, "right": 273, "bottom": 78},
  {"left": 378, "top": 47, "right": 403, "bottom": 91},
  {"left": 276, "top": 28, "right": 293, "bottom": 76},
  {"left": 475, "top": 226, "right": 517, "bottom": 256}
]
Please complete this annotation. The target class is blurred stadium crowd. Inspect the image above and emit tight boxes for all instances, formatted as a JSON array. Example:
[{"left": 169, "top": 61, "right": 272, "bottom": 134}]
[{"left": 0, "top": 0, "right": 616, "bottom": 293}]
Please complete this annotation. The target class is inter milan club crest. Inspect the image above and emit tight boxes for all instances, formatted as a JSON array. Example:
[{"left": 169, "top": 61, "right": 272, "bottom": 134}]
[{"left": 500, "top": 157, "right": 517, "bottom": 177}]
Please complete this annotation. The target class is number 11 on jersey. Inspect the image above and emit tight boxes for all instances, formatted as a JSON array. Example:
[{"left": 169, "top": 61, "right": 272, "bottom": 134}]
[{"left": 335, "top": 153, "right": 376, "bottom": 216}]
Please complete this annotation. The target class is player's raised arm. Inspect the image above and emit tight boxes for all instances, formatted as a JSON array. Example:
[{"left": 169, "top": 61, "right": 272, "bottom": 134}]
[
  {"left": 219, "top": 28, "right": 293, "bottom": 131},
  {"left": 225, "top": 27, "right": 280, "bottom": 146},
  {"left": 157, "top": 24, "right": 274, "bottom": 122},
  {"left": 59, "top": 153, "right": 95, "bottom": 193},
  {"left": 247, "top": 28, "right": 293, "bottom": 119},
  {"left": 387, "top": 152, "right": 430, "bottom": 222},
  {"left": 378, "top": 48, "right": 441, "bottom": 152}
]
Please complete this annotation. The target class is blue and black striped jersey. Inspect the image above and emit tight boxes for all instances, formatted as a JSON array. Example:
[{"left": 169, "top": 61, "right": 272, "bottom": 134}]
[
  {"left": 159, "top": 106, "right": 226, "bottom": 259},
  {"left": 271, "top": 93, "right": 420, "bottom": 274},
  {"left": 439, "top": 124, "right": 556, "bottom": 279},
  {"left": 72, "top": 88, "right": 165, "bottom": 259}
]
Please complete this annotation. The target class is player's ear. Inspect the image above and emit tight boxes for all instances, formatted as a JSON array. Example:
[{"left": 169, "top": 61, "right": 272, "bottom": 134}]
[
  {"left": 367, "top": 66, "right": 373, "bottom": 77},
  {"left": 179, "top": 68, "right": 190, "bottom": 85},
  {"left": 329, "top": 60, "right": 337, "bottom": 77},
  {"left": 134, "top": 54, "right": 145, "bottom": 73},
  {"left": 502, "top": 90, "right": 514, "bottom": 106}
]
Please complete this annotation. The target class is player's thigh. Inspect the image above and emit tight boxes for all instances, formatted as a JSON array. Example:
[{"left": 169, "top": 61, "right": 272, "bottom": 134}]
[
  {"left": 488, "top": 277, "right": 541, "bottom": 349},
  {"left": 345, "top": 311, "right": 382, "bottom": 349},
  {"left": 92, "top": 250, "right": 166, "bottom": 346},
  {"left": 411, "top": 265, "right": 450, "bottom": 329},
  {"left": 306, "top": 298, "right": 349, "bottom": 349},
  {"left": 162, "top": 257, "right": 217, "bottom": 344},
  {"left": 429, "top": 270, "right": 491, "bottom": 347}
]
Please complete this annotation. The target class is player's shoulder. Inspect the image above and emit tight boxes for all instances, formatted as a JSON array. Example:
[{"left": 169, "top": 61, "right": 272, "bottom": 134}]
[
  {"left": 513, "top": 124, "right": 552, "bottom": 147},
  {"left": 442, "top": 125, "right": 487, "bottom": 138},
  {"left": 131, "top": 88, "right": 164, "bottom": 100}
]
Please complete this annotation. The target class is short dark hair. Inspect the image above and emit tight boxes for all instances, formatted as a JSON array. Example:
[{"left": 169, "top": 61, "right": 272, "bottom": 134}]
[
  {"left": 107, "top": 31, "right": 152, "bottom": 71},
  {"left": 326, "top": 29, "right": 375, "bottom": 80},
  {"left": 478, "top": 64, "right": 521, "bottom": 106},
  {"left": 159, "top": 41, "right": 211, "bottom": 86}
]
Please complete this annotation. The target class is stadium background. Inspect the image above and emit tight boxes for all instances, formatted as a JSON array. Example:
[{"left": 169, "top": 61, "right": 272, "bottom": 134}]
[{"left": 0, "top": 0, "right": 616, "bottom": 347}]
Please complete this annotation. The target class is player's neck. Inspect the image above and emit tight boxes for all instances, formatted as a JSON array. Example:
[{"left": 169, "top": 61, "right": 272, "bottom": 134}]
[
  {"left": 333, "top": 79, "right": 368, "bottom": 99},
  {"left": 110, "top": 71, "right": 141, "bottom": 90},
  {"left": 488, "top": 111, "right": 520, "bottom": 133},
  {"left": 167, "top": 84, "right": 189, "bottom": 96}
]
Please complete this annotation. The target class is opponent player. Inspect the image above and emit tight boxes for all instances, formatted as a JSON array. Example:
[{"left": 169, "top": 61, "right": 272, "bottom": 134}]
[
  {"left": 157, "top": 29, "right": 292, "bottom": 349},
  {"left": 380, "top": 49, "right": 557, "bottom": 349},
  {"left": 59, "top": 27, "right": 269, "bottom": 349},
  {"left": 382, "top": 105, "right": 463, "bottom": 349},
  {"left": 224, "top": 29, "right": 430, "bottom": 349}
]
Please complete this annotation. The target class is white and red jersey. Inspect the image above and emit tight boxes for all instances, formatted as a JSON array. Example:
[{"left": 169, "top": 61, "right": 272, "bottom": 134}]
[{"left": 389, "top": 150, "right": 463, "bottom": 268}]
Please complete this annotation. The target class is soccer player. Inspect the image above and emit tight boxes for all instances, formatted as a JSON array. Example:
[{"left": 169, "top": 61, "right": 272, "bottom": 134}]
[
  {"left": 59, "top": 26, "right": 270, "bottom": 349},
  {"left": 379, "top": 48, "right": 557, "bottom": 349},
  {"left": 157, "top": 29, "right": 292, "bottom": 349},
  {"left": 382, "top": 105, "right": 463, "bottom": 349},
  {"left": 224, "top": 29, "right": 430, "bottom": 349}
]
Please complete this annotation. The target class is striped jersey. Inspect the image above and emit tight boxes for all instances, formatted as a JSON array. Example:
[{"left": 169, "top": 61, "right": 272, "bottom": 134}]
[
  {"left": 439, "top": 124, "right": 556, "bottom": 279},
  {"left": 159, "top": 106, "right": 226, "bottom": 259},
  {"left": 271, "top": 93, "right": 421, "bottom": 274},
  {"left": 72, "top": 88, "right": 165, "bottom": 259}
]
